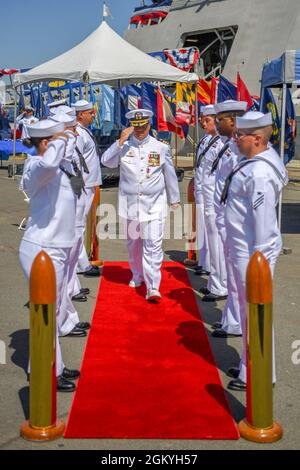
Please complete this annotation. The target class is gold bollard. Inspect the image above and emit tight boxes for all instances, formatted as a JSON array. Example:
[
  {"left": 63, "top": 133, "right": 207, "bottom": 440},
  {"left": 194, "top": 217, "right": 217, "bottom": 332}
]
[
  {"left": 20, "top": 251, "right": 65, "bottom": 441},
  {"left": 184, "top": 177, "right": 197, "bottom": 267},
  {"left": 90, "top": 186, "right": 103, "bottom": 267},
  {"left": 238, "top": 251, "right": 283, "bottom": 443},
  {"left": 85, "top": 205, "right": 93, "bottom": 259}
]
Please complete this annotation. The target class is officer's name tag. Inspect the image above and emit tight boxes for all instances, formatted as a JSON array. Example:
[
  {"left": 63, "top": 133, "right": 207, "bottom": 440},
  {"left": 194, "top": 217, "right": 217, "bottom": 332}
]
[{"left": 148, "top": 152, "right": 160, "bottom": 167}]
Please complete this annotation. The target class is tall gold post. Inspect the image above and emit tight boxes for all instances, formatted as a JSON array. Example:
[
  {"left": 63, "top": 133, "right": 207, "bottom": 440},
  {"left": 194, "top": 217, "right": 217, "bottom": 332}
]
[
  {"left": 91, "top": 186, "right": 103, "bottom": 267},
  {"left": 238, "top": 251, "right": 283, "bottom": 443},
  {"left": 20, "top": 251, "right": 64, "bottom": 441},
  {"left": 85, "top": 206, "right": 93, "bottom": 260}
]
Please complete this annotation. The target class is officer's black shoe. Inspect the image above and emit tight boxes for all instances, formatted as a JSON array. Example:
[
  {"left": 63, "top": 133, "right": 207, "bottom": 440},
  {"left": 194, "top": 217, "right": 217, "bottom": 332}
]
[
  {"left": 194, "top": 266, "right": 210, "bottom": 276},
  {"left": 211, "top": 321, "right": 222, "bottom": 330},
  {"left": 226, "top": 367, "right": 240, "bottom": 379},
  {"left": 227, "top": 378, "right": 246, "bottom": 391},
  {"left": 65, "top": 326, "right": 87, "bottom": 337},
  {"left": 72, "top": 293, "right": 87, "bottom": 302},
  {"left": 199, "top": 287, "right": 210, "bottom": 295},
  {"left": 62, "top": 367, "right": 80, "bottom": 381},
  {"left": 202, "top": 293, "right": 228, "bottom": 302},
  {"left": 83, "top": 266, "right": 101, "bottom": 277},
  {"left": 211, "top": 328, "right": 242, "bottom": 338},
  {"left": 80, "top": 287, "right": 90, "bottom": 295},
  {"left": 57, "top": 376, "right": 76, "bottom": 392},
  {"left": 76, "top": 321, "right": 91, "bottom": 330}
]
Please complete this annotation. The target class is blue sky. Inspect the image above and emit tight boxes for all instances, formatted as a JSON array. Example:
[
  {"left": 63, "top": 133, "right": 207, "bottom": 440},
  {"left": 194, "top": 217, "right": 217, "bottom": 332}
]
[{"left": 0, "top": 0, "right": 139, "bottom": 68}]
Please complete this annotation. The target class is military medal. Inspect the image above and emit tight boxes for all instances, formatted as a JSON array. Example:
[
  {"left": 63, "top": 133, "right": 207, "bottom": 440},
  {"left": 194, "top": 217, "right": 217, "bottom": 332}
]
[{"left": 148, "top": 152, "right": 160, "bottom": 167}]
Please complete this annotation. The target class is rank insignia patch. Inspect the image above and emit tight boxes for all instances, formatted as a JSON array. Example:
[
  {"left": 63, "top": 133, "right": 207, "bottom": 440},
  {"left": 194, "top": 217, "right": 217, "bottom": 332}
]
[{"left": 148, "top": 152, "right": 160, "bottom": 166}]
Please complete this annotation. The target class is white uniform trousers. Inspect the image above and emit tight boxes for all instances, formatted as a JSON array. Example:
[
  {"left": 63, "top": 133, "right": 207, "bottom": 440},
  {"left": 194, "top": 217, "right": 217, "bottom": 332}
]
[
  {"left": 231, "top": 255, "right": 276, "bottom": 384},
  {"left": 77, "top": 187, "right": 95, "bottom": 272},
  {"left": 19, "top": 240, "right": 67, "bottom": 377},
  {"left": 205, "top": 210, "right": 227, "bottom": 296},
  {"left": 220, "top": 242, "right": 242, "bottom": 335},
  {"left": 59, "top": 235, "right": 82, "bottom": 336},
  {"left": 196, "top": 202, "right": 210, "bottom": 271},
  {"left": 124, "top": 218, "right": 165, "bottom": 291}
]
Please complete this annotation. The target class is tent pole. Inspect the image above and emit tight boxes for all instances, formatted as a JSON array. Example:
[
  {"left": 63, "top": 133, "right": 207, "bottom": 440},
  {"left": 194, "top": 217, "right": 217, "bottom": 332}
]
[
  {"left": 117, "top": 80, "right": 121, "bottom": 128},
  {"left": 12, "top": 86, "right": 18, "bottom": 181},
  {"left": 278, "top": 83, "right": 287, "bottom": 232}
]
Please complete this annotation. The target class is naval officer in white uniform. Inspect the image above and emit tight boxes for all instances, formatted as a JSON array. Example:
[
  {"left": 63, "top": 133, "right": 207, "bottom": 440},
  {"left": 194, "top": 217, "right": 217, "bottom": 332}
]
[
  {"left": 101, "top": 109, "right": 180, "bottom": 301},
  {"left": 199, "top": 105, "right": 228, "bottom": 301},
  {"left": 19, "top": 119, "right": 81, "bottom": 392},
  {"left": 211, "top": 100, "right": 247, "bottom": 337},
  {"left": 222, "top": 111, "right": 288, "bottom": 390},
  {"left": 73, "top": 100, "right": 102, "bottom": 278}
]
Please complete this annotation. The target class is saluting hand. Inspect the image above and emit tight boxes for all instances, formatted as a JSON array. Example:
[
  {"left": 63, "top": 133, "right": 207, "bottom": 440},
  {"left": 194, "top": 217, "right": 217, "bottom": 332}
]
[{"left": 119, "top": 126, "right": 134, "bottom": 146}]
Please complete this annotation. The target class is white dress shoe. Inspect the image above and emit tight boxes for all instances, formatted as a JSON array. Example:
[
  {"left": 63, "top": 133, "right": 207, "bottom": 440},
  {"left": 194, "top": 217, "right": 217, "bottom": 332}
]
[
  {"left": 129, "top": 278, "right": 143, "bottom": 288},
  {"left": 146, "top": 289, "right": 162, "bottom": 301}
]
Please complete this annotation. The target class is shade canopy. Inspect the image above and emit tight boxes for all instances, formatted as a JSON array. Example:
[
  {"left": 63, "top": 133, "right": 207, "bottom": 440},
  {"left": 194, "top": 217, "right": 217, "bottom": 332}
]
[
  {"left": 261, "top": 50, "right": 300, "bottom": 87},
  {"left": 14, "top": 21, "right": 198, "bottom": 87}
]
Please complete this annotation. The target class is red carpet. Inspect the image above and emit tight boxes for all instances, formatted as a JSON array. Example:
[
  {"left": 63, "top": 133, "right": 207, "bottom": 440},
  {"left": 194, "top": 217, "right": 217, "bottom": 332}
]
[{"left": 64, "top": 262, "right": 239, "bottom": 439}]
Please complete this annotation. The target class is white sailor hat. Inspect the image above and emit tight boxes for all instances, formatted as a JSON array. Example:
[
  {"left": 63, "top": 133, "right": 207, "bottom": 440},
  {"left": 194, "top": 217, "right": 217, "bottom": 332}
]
[
  {"left": 236, "top": 111, "right": 273, "bottom": 129},
  {"left": 48, "top": 98, "right": 67, "bottom": 109},
  {"left": 26, "top": 119, "right": 65, "bottom": 138},
  {"left": 201, "top": 105, "right": 216, "bottom": 116},
  {"left": 125, "top": 108, "right": 153, "bottom": 127},
  {"left": 71, "top": 100, "right": 94, "bottom": 112},
  {"left": 25, "top": 106, "right": 34, "bottom": 112},
  {"left": 49, "top": 104, "right": 75, "bottom": 116},
  {"left": 215, "top": 100, "right": 248, "bottom": 114},
  {"left": 50, "top": 112, "right": 77, "bottom": 127}
]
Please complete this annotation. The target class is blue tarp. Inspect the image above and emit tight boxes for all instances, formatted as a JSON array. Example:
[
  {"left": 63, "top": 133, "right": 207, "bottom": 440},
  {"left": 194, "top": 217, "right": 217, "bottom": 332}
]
[
  {"left": 261, "top": 50, "right": 300, "bottom": 87},
  {"left": 0, "top": 140, "right": 35, "bottom": 160}
]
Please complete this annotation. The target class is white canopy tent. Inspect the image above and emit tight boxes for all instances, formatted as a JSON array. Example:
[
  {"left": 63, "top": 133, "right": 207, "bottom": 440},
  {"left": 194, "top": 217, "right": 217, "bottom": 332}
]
[{"left": 13, "top": 21, "right": 198, "bottom": 87}]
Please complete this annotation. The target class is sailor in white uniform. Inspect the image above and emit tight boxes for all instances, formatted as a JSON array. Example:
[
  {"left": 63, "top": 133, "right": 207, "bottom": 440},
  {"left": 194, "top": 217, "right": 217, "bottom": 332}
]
[
  {"left": 222, "top": 111, "right": 288, "bottom": 390},
  {"left": 72, "top": 100, "right": 102, "bottom": 278},
  {"left": 49, "top": 111, "right": 90, "bottom": 337},
  {"left": 19, "top": 120, "right": 81, "bottom": 392},
  {"left": 101, "top": 109, "right": 180, "bottom": 301},
  {"left": 194, "top": 108, "right": 211, "bottom": 276},
  {"left": 211, "top": 100, "right": 247, "bottom": 337},
  {"left": 199, "top": 105, "right": 227, "bottom": 301},
  {"left": 18, "top": 106, "right": 39, "bottom": 139}
]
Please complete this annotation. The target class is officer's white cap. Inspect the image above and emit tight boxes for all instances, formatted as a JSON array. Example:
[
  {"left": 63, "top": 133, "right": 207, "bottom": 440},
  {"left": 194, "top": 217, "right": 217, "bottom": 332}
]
[
  {"left": 72, "top": 100, "right": 94, "bottom": 112},
  {"left": 125, "top": 108, "right": 154, "bottom": 120},
  {"left": 236, "top": 111, "right": 273, "bottom": 129},
  {"left": 215, "top": 100, "right": 248, "bottom": 114},
  {"left": 48, "top": 98, "right": 67, "bottom": 109},
  {"left": 26, "top": 119, "right": 65, "bottom": 138},
  {"left": 25, "top": 106, "right": 34, "bottom": 112},
  {"left": 50, "top": 112, "right": 77, "bottom": 127},
  {"left": 201, "top": 105, "right": 216, "bottom": 116},
  {"left": 49, "top": 105, "right": 75, "bottom": 116}
]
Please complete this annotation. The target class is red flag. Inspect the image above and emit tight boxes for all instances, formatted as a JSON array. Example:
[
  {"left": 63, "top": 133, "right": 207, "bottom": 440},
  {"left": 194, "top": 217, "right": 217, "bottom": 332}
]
[
  {"left": 237, "top": 72, "right": 254, "bottom": 110},
  {"left": 157, "top": 87, "right": 184, "bottom": 139}
]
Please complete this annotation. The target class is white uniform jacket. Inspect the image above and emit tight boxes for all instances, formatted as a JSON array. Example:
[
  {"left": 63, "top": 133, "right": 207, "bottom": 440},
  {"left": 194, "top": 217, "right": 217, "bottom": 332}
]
[
  {"left": 214, "top": 138, "right": 242, "bottom": 242},
  {"left": 194, "top": 134, "right": 211, "bottom": 204},
  {"left": 76, "top": 123, "right": 102, "bottom": 188},
  {"left": 20, "top": 137, "right": 77, "bottom": 248},
  {"left": 101, "top": 134, "right": 180, "bottom": 222},
  {"left": 225, "top": 147, "right": 288, "bottom": 262},
  {"left": 201, "top": 136, "right": 224, "bottom": 213}
]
